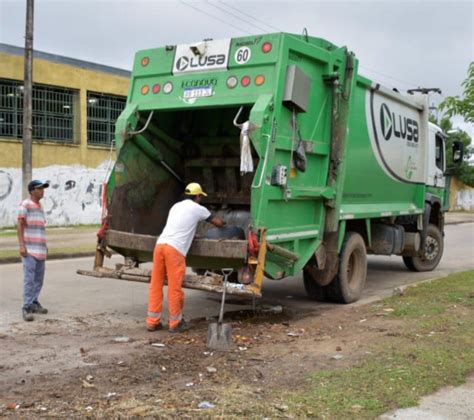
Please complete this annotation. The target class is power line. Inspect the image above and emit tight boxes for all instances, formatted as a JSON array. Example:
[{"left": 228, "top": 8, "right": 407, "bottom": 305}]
[
  {"left": 217, "top": 0, "right": 283, "bottom": 33},
  {"left": 179, "top": 0, "right": 252, "bottom": 35},
  {"left": 205, "top": 1, "right": 269, "bottom": 34},
  {"left": 359, "top": 65, "right": 420, "bottom": 90},
  {"left": 178, "top": 2, "right": 428, "bottom": 95}
]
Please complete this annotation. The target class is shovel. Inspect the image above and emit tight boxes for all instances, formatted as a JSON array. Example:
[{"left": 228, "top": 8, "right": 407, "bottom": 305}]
[{"left": 207, "top": 268, "right": 233, "bottom": 350}]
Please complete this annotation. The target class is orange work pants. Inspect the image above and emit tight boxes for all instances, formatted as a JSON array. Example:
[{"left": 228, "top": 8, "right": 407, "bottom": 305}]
[{"left": 146, "top": 244, "right": 186, "bottom": 329}]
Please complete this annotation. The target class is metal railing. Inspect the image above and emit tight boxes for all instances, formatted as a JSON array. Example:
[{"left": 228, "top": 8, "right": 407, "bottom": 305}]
[{"left": 87, "top": 91, "right": 126, "bottom": 146}]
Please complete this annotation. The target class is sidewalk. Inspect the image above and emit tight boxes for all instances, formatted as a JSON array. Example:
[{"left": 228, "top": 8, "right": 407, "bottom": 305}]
[
  {"left": 445, "top": 211, "right": 474, "bottom": 225},
  {"left": 1, "top": 212, "right": 473, "bottom": 264},
  {"left": 0, "top": 226, "right": 98, "bottom": 263}
]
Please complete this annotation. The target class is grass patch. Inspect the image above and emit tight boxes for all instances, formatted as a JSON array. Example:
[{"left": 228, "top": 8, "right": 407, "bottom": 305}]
[
  {"left": 284, "top": 270, "right": 474, "bottom": 418},
  {"left": 0, "top": 244, "right": 95, "bottom": 260},
  {"left": 0, "top": 224, "right": 100, "bottom": 237}
]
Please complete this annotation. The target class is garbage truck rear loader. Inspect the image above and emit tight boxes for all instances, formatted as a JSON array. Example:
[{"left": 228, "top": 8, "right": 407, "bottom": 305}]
[{"left": 78, "top": 33, "right": 457, "bottom": 303}]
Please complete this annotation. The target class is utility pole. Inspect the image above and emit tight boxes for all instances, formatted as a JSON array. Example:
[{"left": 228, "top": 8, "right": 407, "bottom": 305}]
[{"left": 22, "top": 0, "right": 34, "bottom": 198}]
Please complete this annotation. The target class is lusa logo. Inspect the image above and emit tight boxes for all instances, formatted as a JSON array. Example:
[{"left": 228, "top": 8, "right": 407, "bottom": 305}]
[
  {"left": 380, "top": 103, "right": 419, "bottom": 142},
  {"left": 176, "top": 54, "right": 226, "bottom": 71}
]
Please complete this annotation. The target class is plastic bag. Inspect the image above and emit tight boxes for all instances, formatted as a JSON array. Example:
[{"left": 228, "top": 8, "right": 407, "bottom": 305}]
[{"left": 240, "top": 121, "right": 253, "bottom": 174}]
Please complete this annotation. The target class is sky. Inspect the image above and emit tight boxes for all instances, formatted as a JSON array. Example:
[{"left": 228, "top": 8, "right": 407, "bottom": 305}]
[{"left": 0, "top": 0, "right": 472, "bottom": 135}]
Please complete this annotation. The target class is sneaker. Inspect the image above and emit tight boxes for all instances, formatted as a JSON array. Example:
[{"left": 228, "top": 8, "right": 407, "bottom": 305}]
[
  {"left": 146, "top": 323, "right": 163, "bottom": 332},
  {"left": 169, "top": 320, "right": 190, "bottom": 333},
  {"left": 22, "top": 306, "right": 34, "bottom": 322},
  {"left": 31, "top": 301, "right": 48, "bottom": 314}
]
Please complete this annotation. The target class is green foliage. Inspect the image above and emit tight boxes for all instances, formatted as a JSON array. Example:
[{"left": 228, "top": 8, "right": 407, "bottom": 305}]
[
  {"left": 285, "top": 270, "right": 474, "bottom": 419},
  {"left": 440, "top": 62, "right": 474, "bottom": 123}
]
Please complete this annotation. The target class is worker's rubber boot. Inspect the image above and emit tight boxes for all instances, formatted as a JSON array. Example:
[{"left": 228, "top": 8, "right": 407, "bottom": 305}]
[
  {"left": 22, "top": 306, "right": 34, "bottom": 322},
  {"left": 169, "top": 319, "right": 190, "bottom": 333},
  {"left": 31, "top": 301, "right": 48, "bottom": 314},
  {"left": 146, "top": 323, "right": 163, "bottom": 332}
]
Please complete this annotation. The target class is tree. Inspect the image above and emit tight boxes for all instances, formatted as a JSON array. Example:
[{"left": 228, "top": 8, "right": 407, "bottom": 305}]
[
  {"left": 439, "top": 62, "right": 474, "bottom": 123},
  {"left": 434, "top": 63, "right": 474, "bottom": 186}
]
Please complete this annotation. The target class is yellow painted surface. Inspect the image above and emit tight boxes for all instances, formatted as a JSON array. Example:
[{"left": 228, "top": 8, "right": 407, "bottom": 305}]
[
  {"left": 0, "top": 52, "right": 129, "bottom": 168},
  {"left": 449, "top": 177, "right": 473, "bottom": 210}
]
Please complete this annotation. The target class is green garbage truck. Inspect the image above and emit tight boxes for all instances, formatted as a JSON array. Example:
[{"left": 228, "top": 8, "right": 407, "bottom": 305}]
[{"left": 78, "top": 32, "right": 462, "bottom": 303}]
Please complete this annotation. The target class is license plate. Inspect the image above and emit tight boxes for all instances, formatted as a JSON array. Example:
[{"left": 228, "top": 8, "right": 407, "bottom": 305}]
[{"left": 183, "top": 86, "right": 213, "bottom": 99}]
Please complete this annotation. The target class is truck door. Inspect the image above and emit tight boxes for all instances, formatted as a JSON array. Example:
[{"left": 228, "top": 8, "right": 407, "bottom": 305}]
[{"left": 427, "top": 127, "right": 446, "bottom": 188}]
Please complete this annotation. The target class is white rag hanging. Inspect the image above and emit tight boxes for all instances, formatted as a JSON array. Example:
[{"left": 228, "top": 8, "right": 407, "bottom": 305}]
[{"left": 239, "top": 121, "right": 253, "bottom": 174}]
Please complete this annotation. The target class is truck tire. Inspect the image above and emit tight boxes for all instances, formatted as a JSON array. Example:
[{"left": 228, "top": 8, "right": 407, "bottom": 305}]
[
  {"left": 325, "top": 232, "right": 367, "bottom": 304},
  {"left": 402, "top": 224, "right": 443, "bottom": 272},
  {"left": 303, "top": 270, "right": 327, "bottom": 301}
]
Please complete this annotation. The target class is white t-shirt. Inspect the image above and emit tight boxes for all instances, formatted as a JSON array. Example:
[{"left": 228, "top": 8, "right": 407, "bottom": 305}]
[{"left": 156, "top": 199, "right": 211, "bottom": 256}]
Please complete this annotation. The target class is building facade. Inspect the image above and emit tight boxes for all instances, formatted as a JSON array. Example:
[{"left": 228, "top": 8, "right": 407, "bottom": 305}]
[{"left": 0, "top": 44, "right": 130, "bottom": 227}]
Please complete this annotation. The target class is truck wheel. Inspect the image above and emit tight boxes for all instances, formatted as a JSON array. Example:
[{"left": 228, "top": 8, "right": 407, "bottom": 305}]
[
  {"left": 303, "top": 270, "right": 327, "bottom": 301},
  {"left": 402, "top": 224, "right": 443, "bottom": 272},
  {"left": 325, "top": 232, "right": 367, "bottom": 304}
]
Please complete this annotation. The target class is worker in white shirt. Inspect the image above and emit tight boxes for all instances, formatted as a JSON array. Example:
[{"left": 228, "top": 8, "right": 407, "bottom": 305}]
[{"left": 146, "top": 182, "right": 225, "bottom": 333}]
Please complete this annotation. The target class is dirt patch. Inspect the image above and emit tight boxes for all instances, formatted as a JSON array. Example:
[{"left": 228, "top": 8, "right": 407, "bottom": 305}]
[{"left": 0, "top": 300, "right": 409, "bottom": 417}]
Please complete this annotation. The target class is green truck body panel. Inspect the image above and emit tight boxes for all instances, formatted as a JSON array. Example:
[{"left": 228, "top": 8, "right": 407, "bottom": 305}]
[{"left": 106, "top": 33, "right": 445, "bottom": 281}]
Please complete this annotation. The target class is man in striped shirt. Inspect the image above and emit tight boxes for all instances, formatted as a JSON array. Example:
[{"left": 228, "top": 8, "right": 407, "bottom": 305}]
[{"left": 17, "top": 179, "right": 49, "bottom": 321}]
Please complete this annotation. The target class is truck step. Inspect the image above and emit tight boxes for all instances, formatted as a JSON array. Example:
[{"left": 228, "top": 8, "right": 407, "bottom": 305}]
[{"left": 76, "top": 267, "right": 261, "bottom": 298}]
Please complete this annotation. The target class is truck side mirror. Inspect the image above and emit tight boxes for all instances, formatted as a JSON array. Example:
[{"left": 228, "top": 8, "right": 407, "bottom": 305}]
[{"left": 452, "top": 141, "right": 464, "bottom": 165}]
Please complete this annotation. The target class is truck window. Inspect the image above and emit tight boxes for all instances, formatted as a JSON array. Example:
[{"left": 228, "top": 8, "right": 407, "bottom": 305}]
[{"left": 435, "top": 134, "right": 445, "bottom": 172}]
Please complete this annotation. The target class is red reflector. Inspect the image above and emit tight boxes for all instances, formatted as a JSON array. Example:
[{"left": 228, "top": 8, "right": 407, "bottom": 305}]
[
  {"left": 141, "top": 56, "right": 149, "bottom": 66},
  {"left": 262, "top": 42, "right": 272, "bottom": 53},
  {"left": 241, "top": 76, "right": 251, "bottom": 87},
  {"left": 152, "top": 84, "right": 160, "bottom": 94}
]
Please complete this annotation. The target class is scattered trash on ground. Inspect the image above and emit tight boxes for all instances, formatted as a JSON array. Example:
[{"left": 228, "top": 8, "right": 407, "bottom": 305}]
[
  {"left": 206, "top": 366, "right": 217, "bottom": 373},
  {"left": 275, "top": 404, "right": 289, "bottom": 412},
  {"left": 260, "top": 305, "right": 283, "bottom": 314},
  {"left": 331, "top": 354, "right": 344, "bottom": 360},
  {"left": 114, "top": 336, "right": 131, "bottom": 343},
  {"left": 81, "top": 380, "right": 95, "bottom": 388},
  {"left": 198, "top": 401, "right": 215, "bottom": 409},
  {"left": 151, "top": 342, "right": 165, "bottom": 348}
]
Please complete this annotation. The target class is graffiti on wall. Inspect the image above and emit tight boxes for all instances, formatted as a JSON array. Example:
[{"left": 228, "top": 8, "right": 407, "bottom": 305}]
[{"left": 0, "top": 162, "right": 113, "bottom": 227}]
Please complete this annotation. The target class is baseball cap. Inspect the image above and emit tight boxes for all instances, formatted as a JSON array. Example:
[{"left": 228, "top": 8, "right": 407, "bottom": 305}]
[
  {"left": 185, "top": 182, "right": 207, "bottom": 197},
  {"left": 28, "top": 179, "right": 50, "bottom": 193}
]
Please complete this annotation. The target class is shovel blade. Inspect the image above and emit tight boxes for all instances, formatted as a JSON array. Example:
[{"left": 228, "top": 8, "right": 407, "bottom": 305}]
[{"left": 207, "top": 322, "right": 233, "bottom": 351}]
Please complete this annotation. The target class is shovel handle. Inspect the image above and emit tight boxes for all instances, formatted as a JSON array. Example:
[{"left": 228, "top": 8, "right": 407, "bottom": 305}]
[{"left": 218, "top": 269, "right": 233, "bottom": 324}]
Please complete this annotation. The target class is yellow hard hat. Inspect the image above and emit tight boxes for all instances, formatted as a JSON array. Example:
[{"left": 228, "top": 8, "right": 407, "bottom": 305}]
[{"left": 185, "top": 182, "right": 207, "bottom": 197}]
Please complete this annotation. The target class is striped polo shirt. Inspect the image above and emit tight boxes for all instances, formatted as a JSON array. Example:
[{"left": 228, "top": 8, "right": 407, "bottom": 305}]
[{"left": 18, "top": 198, "right": 47, "bottom": 260}]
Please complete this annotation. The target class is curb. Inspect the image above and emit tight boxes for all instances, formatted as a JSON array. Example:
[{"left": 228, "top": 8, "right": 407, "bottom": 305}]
[{"left": 0, "top": 251, "right": 96, "bottom": 265}]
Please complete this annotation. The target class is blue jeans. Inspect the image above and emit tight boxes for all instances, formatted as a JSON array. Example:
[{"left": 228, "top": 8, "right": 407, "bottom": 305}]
[{"left": 23, "top": 255, "right": 45, "bottom": 308}]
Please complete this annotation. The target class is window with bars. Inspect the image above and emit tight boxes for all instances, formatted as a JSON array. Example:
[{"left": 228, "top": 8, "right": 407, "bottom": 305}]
[
  {"left": 0, "top": 78, "right": 76, "bottom": 142},
  {"left": 87, "top": 92, "right": 126, "bottom": 146}
]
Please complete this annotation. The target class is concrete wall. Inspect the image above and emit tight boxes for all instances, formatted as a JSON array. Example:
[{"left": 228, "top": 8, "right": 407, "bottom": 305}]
[
  {"left": 0, "top": 50, "right": 127, "bottom": 227},
  {"left": 0, "top": 162, "right": 114, "bottom": 226},
  {"left": 449, "top": 177, "right": 474, "bottom": 211}
]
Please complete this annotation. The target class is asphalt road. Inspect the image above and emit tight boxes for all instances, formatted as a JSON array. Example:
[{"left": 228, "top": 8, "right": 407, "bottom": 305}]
[{"left": 1, "top": 223, "right": 473, "bottom": 331}]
